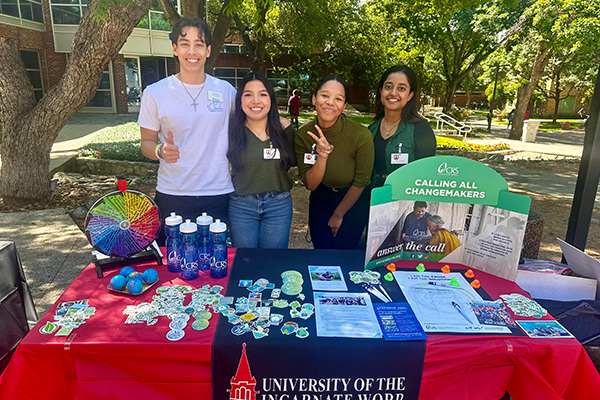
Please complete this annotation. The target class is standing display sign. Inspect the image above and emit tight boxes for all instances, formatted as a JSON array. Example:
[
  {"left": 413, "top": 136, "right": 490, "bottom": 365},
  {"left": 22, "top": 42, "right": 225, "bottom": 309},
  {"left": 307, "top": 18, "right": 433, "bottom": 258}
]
[{"left": 365, "top": 156, "right": 531, "bottom": 281}]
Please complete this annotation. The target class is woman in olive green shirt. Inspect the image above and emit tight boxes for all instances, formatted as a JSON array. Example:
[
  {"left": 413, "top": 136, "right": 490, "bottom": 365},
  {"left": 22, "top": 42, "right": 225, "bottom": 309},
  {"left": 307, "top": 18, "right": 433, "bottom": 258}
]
[
  {"left": 295, "top": 75, "right": 374, "bottom": 249},
  {"left": 227, "top": 72, "right": 295, "bottom": 248}
]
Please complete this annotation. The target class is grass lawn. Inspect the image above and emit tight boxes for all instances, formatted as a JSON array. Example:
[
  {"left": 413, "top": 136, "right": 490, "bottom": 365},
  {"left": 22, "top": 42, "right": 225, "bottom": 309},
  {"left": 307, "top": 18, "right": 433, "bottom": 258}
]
[{"left": 79, "top": 121, "right": 511, "bottom": 163}]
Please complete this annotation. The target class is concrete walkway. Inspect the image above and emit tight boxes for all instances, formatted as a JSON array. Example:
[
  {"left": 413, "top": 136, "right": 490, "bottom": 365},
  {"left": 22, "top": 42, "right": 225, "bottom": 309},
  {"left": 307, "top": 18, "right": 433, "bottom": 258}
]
[{"left": 0, "top": 112, "right": 592, "bottom": 318}]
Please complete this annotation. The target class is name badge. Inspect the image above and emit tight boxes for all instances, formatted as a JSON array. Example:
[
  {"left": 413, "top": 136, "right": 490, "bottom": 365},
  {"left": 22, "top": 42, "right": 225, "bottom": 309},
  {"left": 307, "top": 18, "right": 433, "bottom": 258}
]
[
  {"left": 264, "top": 148, "right": 281, "bottom": 160},
  {"left": 208, "top": 91, "right": 223, "bottom": 102},
  {"left": 304, "top": 153, "right": 317, "bottom": 165},
  {"left": 391, "top": 153, "right": 409, "bottom": 165}
]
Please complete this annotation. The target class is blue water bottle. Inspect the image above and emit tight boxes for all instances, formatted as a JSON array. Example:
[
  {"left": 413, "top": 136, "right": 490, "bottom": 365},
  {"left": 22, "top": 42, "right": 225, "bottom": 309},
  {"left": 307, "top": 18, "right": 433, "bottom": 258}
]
[
  {"left": 196, "top": 212, "right": 213, "bottom": 271},
  {"left": 210, "top": 219, "right": 228, "bottom": 279},
  {"left": 180, "top": 219, "right": 199, "bottom": 280},
  {"left": 165, "top": 212, "right": 183, "bottom": 272}
]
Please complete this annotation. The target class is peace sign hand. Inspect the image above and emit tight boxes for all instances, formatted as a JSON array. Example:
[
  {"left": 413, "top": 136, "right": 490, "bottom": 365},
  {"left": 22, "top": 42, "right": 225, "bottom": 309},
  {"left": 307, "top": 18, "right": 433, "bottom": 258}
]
[{"left": 306, "top": 125, "right": 333, "bottom": 160}]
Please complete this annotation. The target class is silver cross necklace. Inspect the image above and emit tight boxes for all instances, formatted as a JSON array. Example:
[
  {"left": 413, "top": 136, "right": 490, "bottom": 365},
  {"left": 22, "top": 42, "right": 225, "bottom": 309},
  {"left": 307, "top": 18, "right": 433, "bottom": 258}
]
[{"left": 180, "top": 77, "right": 206, "bottom": 112}]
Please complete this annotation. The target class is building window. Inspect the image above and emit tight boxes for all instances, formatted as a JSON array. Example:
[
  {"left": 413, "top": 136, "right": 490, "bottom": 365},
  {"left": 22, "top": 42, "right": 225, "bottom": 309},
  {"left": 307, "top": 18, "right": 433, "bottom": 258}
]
[
  {"left": 266, "top": 69, "right": 289, "bottom": 98},
  {"left": 213, "top": 67, "right": 250, "bottom": 88},
  {"left": 50, "top": 0, "right": 88, "bottom": 25},
  {"left": 558, "top": 95, "right": 576, "bottom": 113},
  {"left": 1, "top": 0, "right": 43, "bottom": 22},
  {"left": 136, "top": 0, "right": 174, "bottom": 31},
  {"left": 86, "top": 64, "right": 113, "bottom": 108},
  {"left": 20, "top": 49, "right": 44, "bottom": 101}
]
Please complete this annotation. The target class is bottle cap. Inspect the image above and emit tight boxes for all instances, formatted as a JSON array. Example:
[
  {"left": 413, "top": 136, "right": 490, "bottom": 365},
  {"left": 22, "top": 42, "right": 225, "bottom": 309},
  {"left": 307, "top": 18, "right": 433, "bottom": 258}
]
[
  {"left": 165, "top": 212, "right": 183, "bottom": 226},
  {"left": 209, "top": 219, "right": 227, "bottom": 233},
  {"left": 196, "top": 212, "right": 213, "bottom": 226},
  {"left": 180, "top": 219, "right": 197, "bottom": 233}
]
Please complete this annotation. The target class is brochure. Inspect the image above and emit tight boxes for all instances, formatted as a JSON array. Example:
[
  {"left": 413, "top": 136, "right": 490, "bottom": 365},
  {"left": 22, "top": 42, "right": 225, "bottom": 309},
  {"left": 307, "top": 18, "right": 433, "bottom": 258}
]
[
  {"left": 373, "top": 302, "right": 427, "bottom": 341},
  {"left": 314, "top": 292, "right": 382, "bottom": 338}
]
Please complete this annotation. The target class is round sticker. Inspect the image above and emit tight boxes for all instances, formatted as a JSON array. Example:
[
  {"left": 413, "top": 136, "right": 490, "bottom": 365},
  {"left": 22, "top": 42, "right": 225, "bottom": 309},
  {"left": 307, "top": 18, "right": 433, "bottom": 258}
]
[
  {"left": 166, "top": 329, "right": 185, "bottom": 341},
  {"left": 192, "top": 319, "right": 210, "bottom": 331}
]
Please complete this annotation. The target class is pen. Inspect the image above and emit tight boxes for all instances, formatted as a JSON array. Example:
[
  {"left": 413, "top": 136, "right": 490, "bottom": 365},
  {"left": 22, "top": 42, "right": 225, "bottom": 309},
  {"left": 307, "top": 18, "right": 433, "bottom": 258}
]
[
  {"left": 363, "top": 283, "right": 390, "bottom": 303},
  {"left": 452, "top": 301, "right": 473, "bottom": 324},
  {"left": 374, "top": 283, "right": 393, "bottom": 302}
]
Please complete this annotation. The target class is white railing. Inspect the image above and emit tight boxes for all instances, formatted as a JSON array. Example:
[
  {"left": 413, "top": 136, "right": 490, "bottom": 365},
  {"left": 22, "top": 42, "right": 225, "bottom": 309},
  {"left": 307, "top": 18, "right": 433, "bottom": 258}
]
[{"left": 431, "top": 111, "right": 473, "bottom": 139}]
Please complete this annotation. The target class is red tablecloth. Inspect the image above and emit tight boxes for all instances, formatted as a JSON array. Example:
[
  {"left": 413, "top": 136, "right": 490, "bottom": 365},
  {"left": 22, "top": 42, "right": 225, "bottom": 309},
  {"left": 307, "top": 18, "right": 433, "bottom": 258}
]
[{"left": 1, "top": 255, "right": 599, "bottom": 400}]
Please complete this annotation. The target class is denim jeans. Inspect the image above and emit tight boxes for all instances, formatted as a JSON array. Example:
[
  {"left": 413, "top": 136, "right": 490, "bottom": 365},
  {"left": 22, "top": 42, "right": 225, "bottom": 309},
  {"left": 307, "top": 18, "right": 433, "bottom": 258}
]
[{"left": 228, "top": 191, "right": 292, "bottom": 248}]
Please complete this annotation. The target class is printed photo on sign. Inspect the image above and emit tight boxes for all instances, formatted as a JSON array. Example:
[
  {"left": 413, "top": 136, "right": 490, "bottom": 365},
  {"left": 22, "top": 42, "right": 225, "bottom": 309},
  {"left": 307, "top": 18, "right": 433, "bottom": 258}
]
[{"left": 366, "top": 199, "right": 527, "bottom": 281}]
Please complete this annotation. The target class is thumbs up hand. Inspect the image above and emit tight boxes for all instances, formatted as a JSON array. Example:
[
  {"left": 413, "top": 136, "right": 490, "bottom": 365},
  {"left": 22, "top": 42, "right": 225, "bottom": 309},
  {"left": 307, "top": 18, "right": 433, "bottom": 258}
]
[{"left": 161, "top": 131, "right": 180, "bottom": 163}]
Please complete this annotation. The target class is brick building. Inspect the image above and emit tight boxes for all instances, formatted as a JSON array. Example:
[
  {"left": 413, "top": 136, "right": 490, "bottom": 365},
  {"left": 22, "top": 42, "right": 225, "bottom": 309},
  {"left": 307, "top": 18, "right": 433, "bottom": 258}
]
[{"left": 0, "top": 1, "right": 296, "bottom": 114}]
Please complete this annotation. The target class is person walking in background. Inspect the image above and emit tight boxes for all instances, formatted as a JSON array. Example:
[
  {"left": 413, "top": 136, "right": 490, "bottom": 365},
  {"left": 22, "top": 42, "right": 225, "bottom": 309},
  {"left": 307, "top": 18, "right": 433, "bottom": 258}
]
[
  {"left": 288, "top": 89, "right": 301, "bottom": 126},
  {"left": 507, "top": 109, "right": 515, "bottom": 130},
  {"left": 138, "top": 17, "right": 236, "bottom": 244},
  {"left": 295, "top": 75, "right": 374, "bottom": 250},
  {"left": 227, "top": 72, "right": 296, "bottom": 249},
  {"left": 369, "top": 65, "right": 436, "bottom": 188}
]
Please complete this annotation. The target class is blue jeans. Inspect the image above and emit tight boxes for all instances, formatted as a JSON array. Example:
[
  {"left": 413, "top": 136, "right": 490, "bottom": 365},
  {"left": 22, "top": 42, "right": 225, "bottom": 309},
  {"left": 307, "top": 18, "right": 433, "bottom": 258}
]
[{"left": 228, "top": 191, "right": 293, "bottom": 249}]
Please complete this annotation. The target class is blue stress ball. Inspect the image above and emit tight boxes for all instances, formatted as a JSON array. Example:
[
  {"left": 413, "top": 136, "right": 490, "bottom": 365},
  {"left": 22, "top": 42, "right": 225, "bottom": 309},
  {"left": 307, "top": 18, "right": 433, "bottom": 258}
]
[
  {"left": 126, "top": 279, "right": 143, "bottom": 295},
  {"left": 142, "top": 268, "right": 159, "bottom": 284},
  {"left": 127, "top": 271, "right": 143, "bottom": 281},
  {"left": 110, "top": 274, "right": 127, "bottom": 290},
  {"left": 120, "top": 266, "right": 135, "bottom": 277}
]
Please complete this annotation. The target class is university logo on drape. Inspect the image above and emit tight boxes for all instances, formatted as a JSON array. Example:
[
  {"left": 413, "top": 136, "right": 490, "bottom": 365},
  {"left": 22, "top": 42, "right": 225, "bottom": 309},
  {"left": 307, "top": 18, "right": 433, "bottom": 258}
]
[{"left": 228, "top": 343, "right": 258, "bottom": 400}]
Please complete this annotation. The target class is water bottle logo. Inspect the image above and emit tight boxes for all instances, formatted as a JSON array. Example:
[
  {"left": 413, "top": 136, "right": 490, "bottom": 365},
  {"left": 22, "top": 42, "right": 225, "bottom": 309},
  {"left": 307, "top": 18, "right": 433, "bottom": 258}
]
[
  {"left": 182, "top": 258, "right": 198, "bottom": 271},
  {"left": 168, "top": 251, "right": 182, "bottom": 264},
  {"left": 211, "top": 257, "right": 227, "bottom": 270},
  {"left": 199, "top": 252, "right": 211, "bottom": 263}
]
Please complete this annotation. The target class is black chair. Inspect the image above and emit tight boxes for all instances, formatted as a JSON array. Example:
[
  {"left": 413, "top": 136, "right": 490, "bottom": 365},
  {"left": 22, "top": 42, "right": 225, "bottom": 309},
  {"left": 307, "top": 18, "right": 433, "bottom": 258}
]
[{"left": 0, "top": 241, "right": 38, "bottom": 373}]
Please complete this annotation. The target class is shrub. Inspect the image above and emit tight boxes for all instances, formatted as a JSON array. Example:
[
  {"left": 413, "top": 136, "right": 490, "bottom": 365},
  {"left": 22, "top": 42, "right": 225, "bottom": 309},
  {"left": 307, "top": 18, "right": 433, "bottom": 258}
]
[
  {"left": 78, "top": 122, "right": 157, "bottom": 163},
  {"left": 436, "top": 137, "right": 510, "bottom": 152}
]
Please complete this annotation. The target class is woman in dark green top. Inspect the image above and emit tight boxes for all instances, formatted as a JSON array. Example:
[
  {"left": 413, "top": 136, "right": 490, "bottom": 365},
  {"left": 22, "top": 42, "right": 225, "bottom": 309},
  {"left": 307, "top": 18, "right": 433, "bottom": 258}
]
[
  {"left": 227, "top": 72, "right": 295, "bottom": 248},
  {"left": 370, "top": 65, "right": 436, "bottom": 187},
  {"left": 295, "top": 75, "right": 374, "bottom": 249}
]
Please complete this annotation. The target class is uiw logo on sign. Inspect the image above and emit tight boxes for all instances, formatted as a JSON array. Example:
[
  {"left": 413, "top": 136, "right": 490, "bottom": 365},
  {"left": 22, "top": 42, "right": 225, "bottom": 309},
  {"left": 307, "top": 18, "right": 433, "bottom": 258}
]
[{"left": 229, "top": 343, "right": 258, "bottom": 400}]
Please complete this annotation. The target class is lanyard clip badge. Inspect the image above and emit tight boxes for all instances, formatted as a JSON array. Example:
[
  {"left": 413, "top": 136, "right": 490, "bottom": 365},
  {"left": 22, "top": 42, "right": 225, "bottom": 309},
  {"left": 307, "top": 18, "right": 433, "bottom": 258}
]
[{"left": 304, "top": 143, "right": 318, "bottom": 165}]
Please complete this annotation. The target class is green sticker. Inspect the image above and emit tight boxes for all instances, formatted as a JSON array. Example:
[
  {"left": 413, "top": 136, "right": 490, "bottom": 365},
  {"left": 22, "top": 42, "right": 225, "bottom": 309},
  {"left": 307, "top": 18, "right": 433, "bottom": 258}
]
[
  {"left": 192, "top": 319, "right": 210, "bottom": 331},
  {"left": 40, "top": 321, "right": 59, "bottom": 334}
]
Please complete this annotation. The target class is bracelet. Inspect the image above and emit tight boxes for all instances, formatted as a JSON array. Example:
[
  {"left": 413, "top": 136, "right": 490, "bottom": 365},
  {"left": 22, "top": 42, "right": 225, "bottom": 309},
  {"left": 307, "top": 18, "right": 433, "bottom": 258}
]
[{"left": 154, "top": 143, "right": 164, "bottom": 160}]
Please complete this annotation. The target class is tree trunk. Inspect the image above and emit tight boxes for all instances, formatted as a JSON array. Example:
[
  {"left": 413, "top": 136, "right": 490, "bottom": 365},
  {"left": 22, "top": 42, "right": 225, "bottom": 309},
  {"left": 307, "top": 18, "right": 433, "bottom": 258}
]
[
  {"left": 181, "top": 0, "right": 200, "bottom": 18},
  {"left": 206, "top": 1, "right": 233, "bottom": 75},
  {"left": 0, "top": 0, "right": 152, "bottom": 203},
  {"left": 509, "top": 43, "right": 551, "bottom": 140},
  {"left": 156, "top": 0, "right": 179, "bottom": 25},
  {"left": 552, "top": 72, "right": 561, "bottom": 123},
  {"left": 442, "top": 79, "right": 459, "bottom": 113}
]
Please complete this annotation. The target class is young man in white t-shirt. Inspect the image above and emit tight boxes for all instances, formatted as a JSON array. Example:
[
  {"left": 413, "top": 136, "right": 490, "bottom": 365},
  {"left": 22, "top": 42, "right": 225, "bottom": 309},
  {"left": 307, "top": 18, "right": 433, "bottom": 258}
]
[{"left": 138, "top": 17, "right": 236, "bottom": 243}]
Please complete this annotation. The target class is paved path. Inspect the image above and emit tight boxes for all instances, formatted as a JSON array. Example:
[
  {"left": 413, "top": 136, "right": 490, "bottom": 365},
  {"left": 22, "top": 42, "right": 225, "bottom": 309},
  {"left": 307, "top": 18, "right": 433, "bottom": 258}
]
[{"left": 0, "top": 112, "right": 594, "bottom": 317}]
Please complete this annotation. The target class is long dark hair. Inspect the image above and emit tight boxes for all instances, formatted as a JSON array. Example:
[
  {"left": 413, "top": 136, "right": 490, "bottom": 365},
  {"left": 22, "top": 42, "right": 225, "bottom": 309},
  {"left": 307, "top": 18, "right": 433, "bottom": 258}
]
[
  {"left": 227, "top": 71, "right": 292, "bottom": 175},
  {"left": 374, "top": 65, "right": 422, "bottom": 123}
]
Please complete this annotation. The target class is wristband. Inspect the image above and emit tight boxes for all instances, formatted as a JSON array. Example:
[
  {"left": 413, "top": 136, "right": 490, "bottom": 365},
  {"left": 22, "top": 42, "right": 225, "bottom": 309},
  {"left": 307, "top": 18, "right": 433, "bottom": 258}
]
[{"left": 154, "top": 143, "right": 164, "bottom": 160}]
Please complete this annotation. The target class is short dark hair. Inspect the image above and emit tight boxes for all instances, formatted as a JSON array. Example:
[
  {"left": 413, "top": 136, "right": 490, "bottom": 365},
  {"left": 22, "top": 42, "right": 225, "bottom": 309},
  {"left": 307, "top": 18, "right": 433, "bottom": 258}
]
[
  {"left": 414, "top": 201, "right": 427, "bottom": 210},
  {"left": 169, "top": 17, "right": 212, "bottom": 47},
  {"left": 314, "top": 75, "right": 349, "bottom": 102},
  {"left": 375, "top": 65, "right": 422, "bottom": 123}
]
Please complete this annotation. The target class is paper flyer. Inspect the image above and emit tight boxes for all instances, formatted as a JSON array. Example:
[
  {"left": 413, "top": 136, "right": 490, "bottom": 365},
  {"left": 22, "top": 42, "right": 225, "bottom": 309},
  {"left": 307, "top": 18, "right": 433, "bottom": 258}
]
[
  {"left": 365, "top": 156, "right": 531, "bottom": 281},
  {"left": 314, "top": 292, "right": 382, "bottom": 338},
  {"left": 394, "top": 271, "right": 512, "bottom": 334}
]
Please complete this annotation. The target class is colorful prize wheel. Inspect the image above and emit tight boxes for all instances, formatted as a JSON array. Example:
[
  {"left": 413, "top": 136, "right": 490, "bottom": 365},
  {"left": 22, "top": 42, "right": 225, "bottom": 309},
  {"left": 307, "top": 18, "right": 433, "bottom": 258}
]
[{"left": 84, "top": 190, "right": 161, "bottom": 258}]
